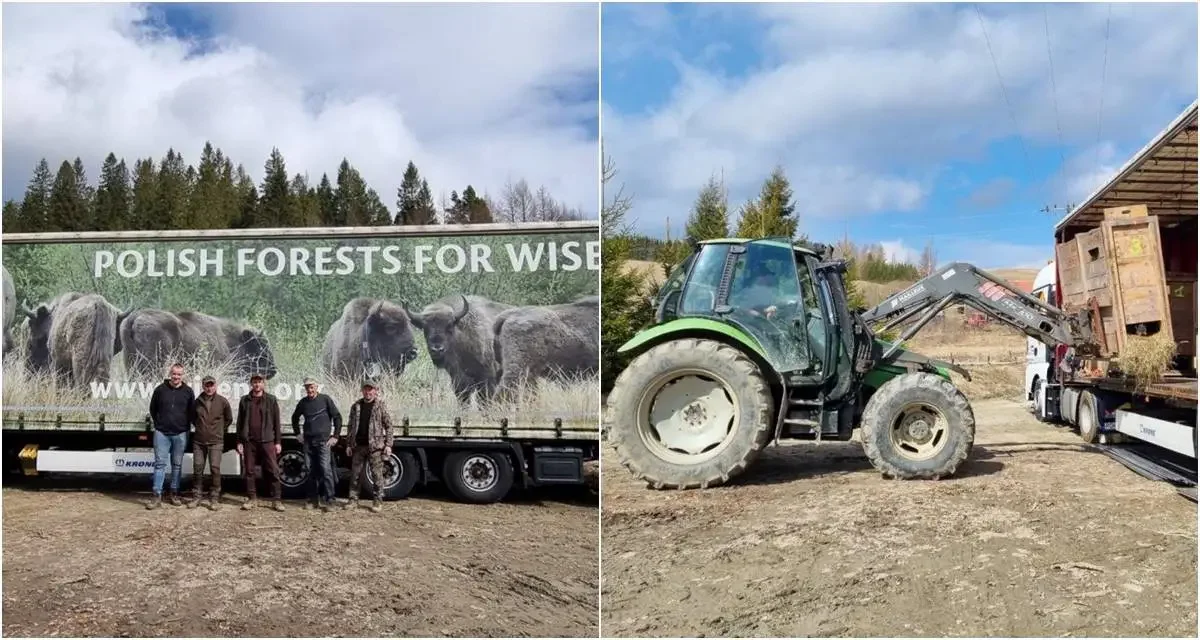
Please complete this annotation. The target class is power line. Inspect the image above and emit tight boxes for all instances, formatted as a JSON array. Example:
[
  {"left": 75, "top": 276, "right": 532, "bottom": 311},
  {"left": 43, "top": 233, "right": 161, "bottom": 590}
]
[
  {"left": 1096, "top": 3, "right": 1113, "bottom": 167},
  {"left": 1043, "top": 6, "right": 1066, "bottom": 168},
  {"left": 973, "top": 4, "right": 1033, "bottom": 180}
]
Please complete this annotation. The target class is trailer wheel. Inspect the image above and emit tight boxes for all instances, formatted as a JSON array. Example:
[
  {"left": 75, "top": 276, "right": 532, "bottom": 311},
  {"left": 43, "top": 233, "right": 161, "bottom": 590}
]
[
  {"left": 363, "top": 450, "right": 419, "bottom": 500},
  {"left": 442, "top": 450, "right": 514, "bottom": 504},
  {"left": 1076, "top": 390, "right": 1099, "bottom": 443},
  {"left": 1032, "top": 379, "right": 1049, "bottom": 423},
  {"left": 278, "top": 448, "right": 310, "bottom": 498},
  {"left": 860, "top": 372, "right": 975, "bottom": 480},
  {"left": 606, "top": 338, "right": 773, "bottom": 490}
]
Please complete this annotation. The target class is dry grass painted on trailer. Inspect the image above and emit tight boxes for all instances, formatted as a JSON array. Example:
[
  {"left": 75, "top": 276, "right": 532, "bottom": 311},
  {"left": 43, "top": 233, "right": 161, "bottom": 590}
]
[{"left": 1, "top": 324, "right": 597, "bottom": 430}]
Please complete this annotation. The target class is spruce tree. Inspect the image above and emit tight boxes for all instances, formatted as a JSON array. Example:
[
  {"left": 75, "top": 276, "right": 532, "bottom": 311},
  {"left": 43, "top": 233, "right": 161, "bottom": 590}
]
[
  {"left": 130, "top": 157, "right": 159, "bottom": 230},
  {"left": 94, "top": 153, "right": 131, "bottom": 231},
  {"left": 413, "top": 179, "right": 438, "bottom": 224},
  {"left": 395, "top": 161, "right": 422, "bottom": 225},
  {"left": 156, "top": 149, "right": 190, "bottom": 229},
  {"left": 685, "top": 173, "right": 729, "bottom": 240},
  {"left": 257, "top": 148, "right": 293, "bottom": 227},
  {"left": 19, "top": 159, "right": 54, "bottom": 232},
  {"left": 291, "top": 174, "right": 322, "bottom": 226},
  {"left": 48, "top": 160, "right": 84, "bottom": 231},
  {"left": 735, "top": 166, "right": 798, "bottom": 239},
  {"left": 316, "top": 173, "right": 338, "bottom": 225}
]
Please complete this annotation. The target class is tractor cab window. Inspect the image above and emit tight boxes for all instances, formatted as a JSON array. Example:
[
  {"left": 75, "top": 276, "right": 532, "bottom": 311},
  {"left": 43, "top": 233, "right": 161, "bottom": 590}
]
[
  {"left": 656, "top": 253, "right": 695, "bottom": 321},
  {"left": 722, "top": 241, "right": 810, "bottom": 374},
  {"left": 679, "top": 243, "right": 728, "bottom": 315}
]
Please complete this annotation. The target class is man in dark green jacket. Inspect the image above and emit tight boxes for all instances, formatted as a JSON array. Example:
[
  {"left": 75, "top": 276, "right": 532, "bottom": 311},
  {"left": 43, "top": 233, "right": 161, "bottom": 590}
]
[
  {"left": 291, "top": 377, "right": 343, "bottom": 511},
  {"left": 190, "top": 375, "right": 233, "bottom": 510},
  {"left": 236, "top": 374, "right": 284, "bottom": 511}
]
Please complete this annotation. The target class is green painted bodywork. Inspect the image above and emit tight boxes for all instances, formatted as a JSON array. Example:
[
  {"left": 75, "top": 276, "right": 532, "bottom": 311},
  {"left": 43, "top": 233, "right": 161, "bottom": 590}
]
[
  {"left": 617, "top": 317, "right": 767, "bottom": 359},
  {"left": 618, "top": 326, "right": 952, "bottom": 390}
]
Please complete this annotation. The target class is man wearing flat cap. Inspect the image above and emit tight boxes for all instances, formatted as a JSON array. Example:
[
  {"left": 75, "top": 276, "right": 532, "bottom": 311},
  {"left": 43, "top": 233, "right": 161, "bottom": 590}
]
[
  {"left": 291, "top": 377, "right": 343, "bottom": 511},
  {"left": 344, "top": 379, "right": 395, "bottom": 513},
  {"left": 189, "top": 374, "right": 233, "bottom": 510},
  {"left": 236, "top": 373, "right": 285, "bottom": 511}
]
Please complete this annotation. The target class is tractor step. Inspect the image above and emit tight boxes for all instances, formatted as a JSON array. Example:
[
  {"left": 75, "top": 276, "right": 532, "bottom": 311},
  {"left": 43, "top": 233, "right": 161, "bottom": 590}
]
[
  {"left": 783, "top": 418, "right": 820, "bottom": 427},
  {"left": 788, "top": 398, "right": 822, "bottom": 407}
]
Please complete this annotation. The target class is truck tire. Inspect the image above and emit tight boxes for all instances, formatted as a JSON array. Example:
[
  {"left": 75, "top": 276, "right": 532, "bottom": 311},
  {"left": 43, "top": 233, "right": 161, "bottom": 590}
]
[
  {"left": 442, "top": 450, "right": 514, "bottom": 504},
  {"left": 1076, "top": 390, "right": 1099, "bottom": 443},
  {"left": 1032, "top": 378, "right": 1049, "bottom": 423},
  {"left": 606, "top": 338, "right": 773, "bottom": 489},
  {"left": 363, "top": 450, "right": 419, "bottom": 501},
  {"left": 277, "top": 447, "right": 310, "bottom": 498},
  {"left": 860, "top": 372, "right": 975, "bottom": 480}
]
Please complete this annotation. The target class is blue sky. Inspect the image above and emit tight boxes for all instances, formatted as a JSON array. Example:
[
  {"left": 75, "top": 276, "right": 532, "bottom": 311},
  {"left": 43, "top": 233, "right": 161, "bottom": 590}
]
[
  {"left": 3, "top": 2, "right": 599, "bottom": 217},
  {"left": 601, "top": 2, "right": 1197, "bottom": 268}
]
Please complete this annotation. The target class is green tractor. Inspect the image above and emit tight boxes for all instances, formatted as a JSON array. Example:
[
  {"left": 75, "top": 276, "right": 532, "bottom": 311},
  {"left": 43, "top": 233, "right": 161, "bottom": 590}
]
[{"left": 606, "top": 236, "right": 1095, "bottom": 489}]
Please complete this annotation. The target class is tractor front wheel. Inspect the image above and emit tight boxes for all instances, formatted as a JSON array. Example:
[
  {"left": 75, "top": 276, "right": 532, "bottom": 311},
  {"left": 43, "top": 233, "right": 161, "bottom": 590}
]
[
  {"left": 606, "top": 338, "right": 773, "bottom": 489},
  {"left": 859, "top": 372, "right": 975, "bottom": 480}
]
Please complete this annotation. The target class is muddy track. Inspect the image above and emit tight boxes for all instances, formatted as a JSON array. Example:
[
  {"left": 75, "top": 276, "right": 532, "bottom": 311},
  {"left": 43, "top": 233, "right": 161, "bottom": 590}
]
[
  {"left": 3, "top": 484, "right": 598, "bottom": 638},
  {"left": 600, "top": 398, "right": 1197, "bottom": 638}
]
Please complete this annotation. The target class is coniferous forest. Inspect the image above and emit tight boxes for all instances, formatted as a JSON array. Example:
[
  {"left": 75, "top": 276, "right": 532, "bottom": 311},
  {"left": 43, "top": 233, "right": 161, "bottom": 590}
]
[{"left": 2, "top": 142, "right": 586, "bottom": 234}]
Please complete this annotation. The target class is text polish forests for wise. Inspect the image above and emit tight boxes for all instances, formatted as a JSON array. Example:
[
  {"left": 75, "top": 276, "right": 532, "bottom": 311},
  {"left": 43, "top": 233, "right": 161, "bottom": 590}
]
[{"left": 91, "top": 240, "right": 601, "bottom": 279}]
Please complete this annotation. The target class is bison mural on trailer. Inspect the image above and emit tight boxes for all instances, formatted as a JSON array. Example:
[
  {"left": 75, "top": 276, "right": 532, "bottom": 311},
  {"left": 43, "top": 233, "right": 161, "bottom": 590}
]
[
  {"left": 405, "top": 294, "right": 514, "bottom": 407},
  {"left": 2, "top": 265, "right": 15, "bottom": 358},
  {"left": 1, "top": 231, "right": 598, "bottom": 425},
  {"left": 321, "top": 297, "right": 420, "bottom": 380},
  {"left": 22, "top": 291, "right": 132, "bottom": 387},
  {"left": 119, "top": 308, "right": 278, "bottom": 381},
  {"left": 492, "top": 296, "right": 600, "bottom": 403}
]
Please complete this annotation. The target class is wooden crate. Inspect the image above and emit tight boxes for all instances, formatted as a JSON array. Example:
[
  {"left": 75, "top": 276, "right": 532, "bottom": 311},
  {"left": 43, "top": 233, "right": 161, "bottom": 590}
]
[
  {"left": 1103, "top": 204, "right": 1150, "bottom": 221},
  {"left": 1166, "top": 277, "right": 1196, "bottom": 358},
  {"left": 1102, "top": 215, "right": 1174, "bottom": 354}
]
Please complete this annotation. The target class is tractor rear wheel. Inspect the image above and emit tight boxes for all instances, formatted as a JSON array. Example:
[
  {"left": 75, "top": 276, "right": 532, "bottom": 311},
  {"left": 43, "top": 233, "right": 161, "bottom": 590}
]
[
  {"left": 606, "top": 338, "right": 773, "bottom": 489},
  {"left": 860, "top": 372, "right": 975, "bottom": 480}
]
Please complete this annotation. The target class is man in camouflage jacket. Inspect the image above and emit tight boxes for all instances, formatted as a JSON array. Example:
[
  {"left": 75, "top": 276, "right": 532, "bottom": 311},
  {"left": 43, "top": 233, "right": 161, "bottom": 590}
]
[{"left": 344, "top": 380, "right": 395, "bottom": 513}]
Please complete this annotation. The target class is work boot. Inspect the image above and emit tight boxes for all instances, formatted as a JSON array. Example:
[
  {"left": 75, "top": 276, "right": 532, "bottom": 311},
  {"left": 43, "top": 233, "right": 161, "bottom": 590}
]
[
  {"left": 187, "top": 489, "right": 203, "bottom": 509},
  {"left": 370, "top": 499, "right": 382, "bottom": 513},
  {"left": 168, "top": 492, "right": 182, "bottom": 507},
  {"left": 242, "top": 498, "right": 257, "bottom": 510},
  {"left": 344, "top": 498, "right": 359, "bottom": 511},
  {"left": 304, "top": 502, "right": 316, "bottom": 511},
  {"left": 209, "top": 492, "right": 222, "bottom": 511},
  {"left": 272, "top": 500, "right": 285, "bottom": 512},
  {"left": 146, "top": 495, "right": 162, "bottom": 510}
]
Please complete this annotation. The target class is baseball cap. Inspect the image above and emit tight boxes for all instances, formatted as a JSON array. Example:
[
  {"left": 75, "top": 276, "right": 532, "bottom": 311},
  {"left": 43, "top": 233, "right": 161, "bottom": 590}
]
[
  {"left": 249, "top": 373, "right": 264, "bottom": 382},
  {"left": 303, "top": 377, "right": 318, "bottom": 386},
  {"left": 361, "top": 379, "right": 377, "bottom": 389},
  {"left": 202, "top": 375, "right": 216, "bottom": 384}
]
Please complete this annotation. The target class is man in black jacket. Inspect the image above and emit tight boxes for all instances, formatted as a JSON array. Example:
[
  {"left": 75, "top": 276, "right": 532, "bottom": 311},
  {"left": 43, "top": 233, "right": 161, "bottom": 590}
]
[
  {"left": 291, "top": 377, "right": 342, "bottom": 511},
  {"left": 147, "top": 363, "right": 196, "bottom": 509}
]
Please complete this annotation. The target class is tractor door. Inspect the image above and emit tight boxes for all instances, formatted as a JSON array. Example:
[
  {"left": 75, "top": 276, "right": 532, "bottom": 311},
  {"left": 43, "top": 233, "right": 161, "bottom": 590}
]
[{"left": 719, "top": 240, "right": 812, "bottom": 374}]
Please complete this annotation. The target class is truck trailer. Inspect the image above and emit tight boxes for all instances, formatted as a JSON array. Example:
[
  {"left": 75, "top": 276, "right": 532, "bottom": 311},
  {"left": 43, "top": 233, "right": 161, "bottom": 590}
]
[
  {"left": 1, "top": 220, "right": 600, "bottom": 504},
  {"left": 1025, "top": 103, "right": 1196, "bottom": 490}
]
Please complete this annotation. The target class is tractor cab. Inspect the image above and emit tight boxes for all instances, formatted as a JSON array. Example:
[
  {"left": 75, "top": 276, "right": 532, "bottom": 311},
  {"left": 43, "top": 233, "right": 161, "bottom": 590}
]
[{"left": 655, "top": 237, "right": 832, "bottom": 380}]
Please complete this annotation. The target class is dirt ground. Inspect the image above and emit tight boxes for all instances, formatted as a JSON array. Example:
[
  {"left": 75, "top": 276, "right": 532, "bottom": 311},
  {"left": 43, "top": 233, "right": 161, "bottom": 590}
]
[
  {"left": 600, "top": 398, "right": 1198, "bottom": 637},
  {"left": 2, "top": 482, "right": 598, "bottom": 638}
]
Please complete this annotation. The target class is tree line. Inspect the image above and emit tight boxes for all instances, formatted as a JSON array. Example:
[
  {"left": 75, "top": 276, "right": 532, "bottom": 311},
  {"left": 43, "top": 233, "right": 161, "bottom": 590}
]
[
  {"left": 600, "top": 158, "right": 936, "bottom": 391},
  {"left": 2, "top": 142, "right": 585, "bottom": 233}
]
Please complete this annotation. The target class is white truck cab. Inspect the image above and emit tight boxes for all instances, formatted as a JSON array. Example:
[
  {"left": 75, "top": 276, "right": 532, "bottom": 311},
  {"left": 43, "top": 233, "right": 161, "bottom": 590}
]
[{"left": 1025, "top": 261, "right": 1057, "bottom": 420}]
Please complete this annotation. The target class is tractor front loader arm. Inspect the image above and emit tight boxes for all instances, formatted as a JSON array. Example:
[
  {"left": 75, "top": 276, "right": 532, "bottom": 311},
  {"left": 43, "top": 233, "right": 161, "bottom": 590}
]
[{"left": 859, "top": 262, "right": 1099, "bottom": 363}]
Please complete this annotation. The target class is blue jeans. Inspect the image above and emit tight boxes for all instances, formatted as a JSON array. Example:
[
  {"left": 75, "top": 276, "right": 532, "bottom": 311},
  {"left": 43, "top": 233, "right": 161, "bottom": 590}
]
[
  {"left": 305, "top": 436, "right": 337, "bottom": 503},
  {"left": 152, "top": 431, "right": 188, "bottom": 496}
]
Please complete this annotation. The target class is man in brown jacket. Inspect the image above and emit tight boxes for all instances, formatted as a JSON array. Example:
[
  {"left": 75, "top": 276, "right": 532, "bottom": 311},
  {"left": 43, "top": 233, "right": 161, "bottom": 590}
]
[
  {"left": 236, "top": 373, "right": 285, "bottom": 511},
  {"left": 344, "top": 380, "right": 395, "bottom": 513},
  {"left": 189, "top": 375, "right": 233, "bottom": 510}
]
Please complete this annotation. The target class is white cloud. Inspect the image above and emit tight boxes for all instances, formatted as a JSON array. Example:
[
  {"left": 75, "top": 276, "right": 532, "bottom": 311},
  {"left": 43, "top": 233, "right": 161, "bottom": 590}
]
[
  {"left": 603, "top": 2, "right": 1196, "bottom": 234},
  {"left": 878, "top": 240, "right": 921, "bottom": 265},
  {"left": 2, "top": 3, "right": 599, "bottom": 214}
]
